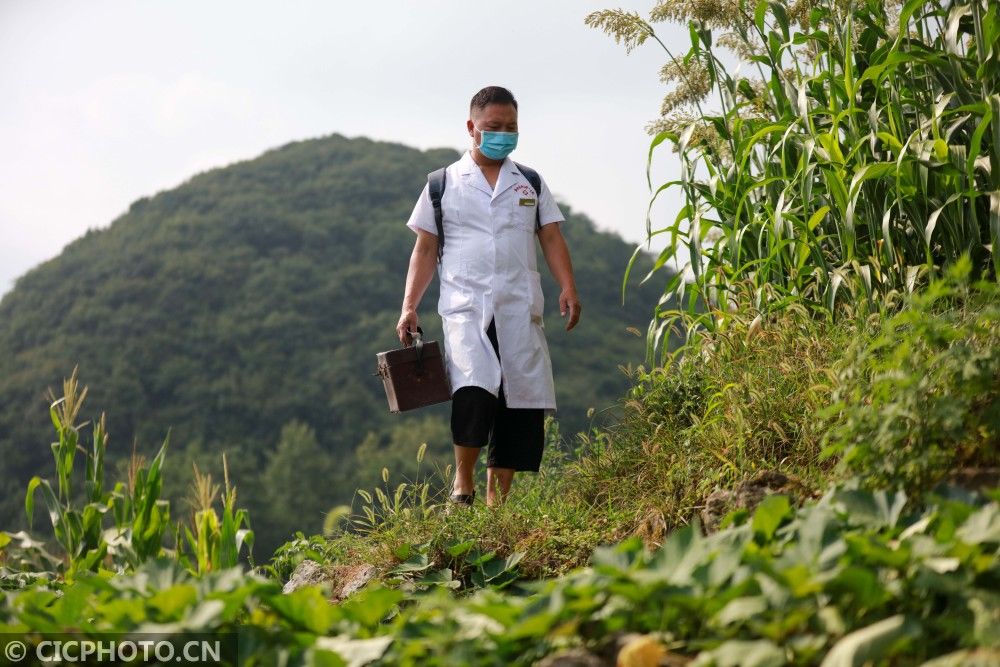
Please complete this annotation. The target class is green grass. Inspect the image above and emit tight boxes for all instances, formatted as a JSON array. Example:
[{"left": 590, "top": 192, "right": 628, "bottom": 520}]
[
  {"left": 279, "top": 298, "right": 859, "bottom": 586},
  {"left": 278, "top": 261, "right": 998, "bottom": 603}
]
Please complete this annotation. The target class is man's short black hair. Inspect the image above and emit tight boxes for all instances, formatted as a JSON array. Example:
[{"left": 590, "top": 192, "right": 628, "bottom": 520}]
[{"left": 470, "top": 86, "right": 518, "bottom": 114}]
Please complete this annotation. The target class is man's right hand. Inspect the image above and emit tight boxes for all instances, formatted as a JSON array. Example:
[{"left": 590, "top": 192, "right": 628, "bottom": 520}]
[{"left": 396, "top": 309, "right": 419, "bottom": 346}]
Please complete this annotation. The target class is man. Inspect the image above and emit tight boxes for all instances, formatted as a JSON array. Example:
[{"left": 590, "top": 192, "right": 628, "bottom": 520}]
[{"left": 397, "top": 85, "right": 581, "bottom": 508}]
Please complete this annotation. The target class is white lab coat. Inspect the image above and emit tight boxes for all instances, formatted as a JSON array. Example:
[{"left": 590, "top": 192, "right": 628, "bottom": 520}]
[{"left": 406, "top": 150, "right": 565, "bottom": 413}]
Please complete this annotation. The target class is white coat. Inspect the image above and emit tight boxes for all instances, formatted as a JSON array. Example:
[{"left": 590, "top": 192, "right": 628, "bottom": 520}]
[{"left": 406, "top": 150, "right": 565, "bottom": 413}]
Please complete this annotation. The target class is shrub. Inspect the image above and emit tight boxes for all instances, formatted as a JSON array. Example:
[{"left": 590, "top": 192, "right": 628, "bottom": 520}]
[{"left": 821, "top": 255, "right": 1000, "bottom": 492}]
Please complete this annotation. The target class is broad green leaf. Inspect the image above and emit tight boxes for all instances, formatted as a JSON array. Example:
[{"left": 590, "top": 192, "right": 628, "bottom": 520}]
[
  {"left": 752, "top": 495, "right": 791, "bottom": 541},
  {"left": 956, "top": 503, "right": 1000, "bottom": 545},
  {"left": 148, "top": 584, "right": 198, "bottom": 620},
  {"left": 390, "top": 550, "right": 431, "bottom": 574},
  {"left": 340, "top": 586, "right": 403, "bottom": 628},
  {"left": 693, "top": 639, "right": 785, "bottom": 667},
  {"left": 446, "top": 539, "right": 475, "bottom": 558},
  {"left": 313, "top": 636, "right": 390, "bottom": 667},
  {"left": 268, "top": 585, "right": 342, "bottom": 634},
  {"left": 712, "top": 596, "right": 769, "bottom": 627},
  {"left": 819, "top": 614, "right": 920, "bottom": 667},
  {"left": 834, "top": 488, "right": 907, "bottom": 529},
  {"left": 644, "top": 523, "right": 705, "bottom": 585}
]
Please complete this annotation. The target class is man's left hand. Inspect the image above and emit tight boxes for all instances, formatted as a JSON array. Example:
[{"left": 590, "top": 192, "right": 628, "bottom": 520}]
[{"left": 559, "top": 287, "right": 581, "bottom": 331}]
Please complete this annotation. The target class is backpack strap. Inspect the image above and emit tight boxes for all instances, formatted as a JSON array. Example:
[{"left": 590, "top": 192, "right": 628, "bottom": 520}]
[
  {"left": 427, "top": 167, "right": 447, "bottom": 262},
  {"left": 512, "top": 161, "right": 543, "bottom": 231}
]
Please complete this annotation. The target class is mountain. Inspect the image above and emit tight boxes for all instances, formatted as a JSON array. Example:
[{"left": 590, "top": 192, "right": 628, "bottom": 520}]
[{"left": 0, "top": 133, "right": 671, "bottom": 555}]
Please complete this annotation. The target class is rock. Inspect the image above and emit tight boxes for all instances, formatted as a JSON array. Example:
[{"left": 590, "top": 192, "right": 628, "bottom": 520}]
[
  {"left": 700, "top": 469, "right": 808, "bottom": 533},
  {"left": 281, "top": 559, "right": 378, "bottom": 602},
  {"left": 282, "top": 559, "right": 328, "bottom": 594},
  {"left": 745, "top": 469, "right": 789, "bottom": 490},
  {"left": 701, "top": 489, "right": 733, "bottom": 530},
  {"left": 336, "top": 563, "right": 378, "bottom": 600}
]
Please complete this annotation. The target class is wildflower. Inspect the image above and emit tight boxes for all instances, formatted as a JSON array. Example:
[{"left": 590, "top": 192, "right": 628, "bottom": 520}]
[
  {"left": 650, "top": 0, "right": 750, "bottom": 31},
  {"left": 658, "top": 59, "right": 712, "bottom": 114},
  {"left": 584, "top": 10, "right": 654, "bottom": 54},
  {"left": 645, "top": 112, "right": 732, "bottom": 163},
  {"left": 717, "top": 32, "right": 763, "bottom": 61}
]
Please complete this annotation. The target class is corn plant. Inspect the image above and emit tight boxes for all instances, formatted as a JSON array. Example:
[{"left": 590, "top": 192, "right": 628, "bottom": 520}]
[
  {"left": 24, "top": 371, "right": 112, "bottom": 576},
  {"left": 589, "top": 0, "right": 1000, "bottom": 364},
  {"left": 22, "top": 369, "right": 172, "bottom": 576},
  {"left": 104, "top": 440, "right": 171, "bottom": 569},
  {"left": 180, "top": 454, "right": 254, "bottom": 574}
]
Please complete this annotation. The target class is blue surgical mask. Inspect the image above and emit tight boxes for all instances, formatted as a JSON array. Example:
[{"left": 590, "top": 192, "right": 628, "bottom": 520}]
[{"left": 474, "top": 124, "right": 518, "bottom": 160}]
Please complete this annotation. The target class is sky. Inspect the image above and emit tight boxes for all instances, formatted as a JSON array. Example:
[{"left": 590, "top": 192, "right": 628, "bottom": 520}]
[{"left": 0, "top": 0, "right": 689, "bottom": 297}]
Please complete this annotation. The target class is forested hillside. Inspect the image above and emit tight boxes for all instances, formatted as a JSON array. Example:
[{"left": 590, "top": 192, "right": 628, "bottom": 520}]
[{"left": 0, "top": 133, "right": 668, "bottom": 555}]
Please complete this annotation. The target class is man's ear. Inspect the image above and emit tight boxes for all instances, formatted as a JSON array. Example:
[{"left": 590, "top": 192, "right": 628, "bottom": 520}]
[{"left": 466, "top": 118, "right": 475, "bottom": 137}]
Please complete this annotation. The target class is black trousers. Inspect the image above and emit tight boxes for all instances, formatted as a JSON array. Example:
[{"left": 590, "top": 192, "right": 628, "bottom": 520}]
[{"left": 450, "top": 317, "right": 545, "bottom": 472}]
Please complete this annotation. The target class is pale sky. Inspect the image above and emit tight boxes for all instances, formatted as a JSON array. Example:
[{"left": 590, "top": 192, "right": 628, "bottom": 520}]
[{"left": 0, "top": 1, "right": 687, "bottom": 297}]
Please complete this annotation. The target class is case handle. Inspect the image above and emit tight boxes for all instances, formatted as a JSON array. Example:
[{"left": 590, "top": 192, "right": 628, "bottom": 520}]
[{"left": 407, "top": 326, "right": 425, "bottom": 375}]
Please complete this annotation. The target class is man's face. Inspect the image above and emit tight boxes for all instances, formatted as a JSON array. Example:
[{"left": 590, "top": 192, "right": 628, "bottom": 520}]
[{"left": 468, "top": 103, "right": 518, "bottom": 151}]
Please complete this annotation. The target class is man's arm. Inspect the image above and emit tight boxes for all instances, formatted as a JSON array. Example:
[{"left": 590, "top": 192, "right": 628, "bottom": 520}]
[
  {"left": 537, "top": 222, "right": 581, "bottom": 331},
  {"left": 397, "top": 229, "right": 438, "bottom": 345}
]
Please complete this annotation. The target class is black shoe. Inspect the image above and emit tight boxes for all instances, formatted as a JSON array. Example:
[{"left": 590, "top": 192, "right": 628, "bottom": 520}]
[{"left": 448, "top": 491, "right": 475, "bottom": 507}]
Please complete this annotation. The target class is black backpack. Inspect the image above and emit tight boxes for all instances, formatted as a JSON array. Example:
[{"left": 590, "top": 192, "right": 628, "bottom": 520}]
[{"left": 427, "top": 161, "right": 543, "bottom": 263}]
